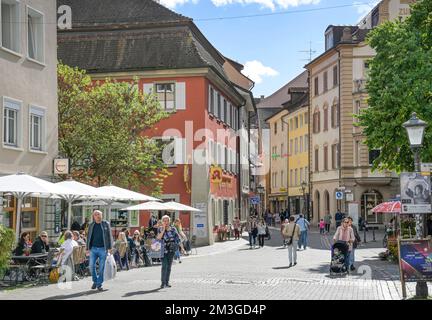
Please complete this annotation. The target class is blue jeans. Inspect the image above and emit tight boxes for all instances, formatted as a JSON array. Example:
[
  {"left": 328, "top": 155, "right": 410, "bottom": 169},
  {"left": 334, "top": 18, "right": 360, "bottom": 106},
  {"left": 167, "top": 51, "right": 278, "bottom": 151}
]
[
  {"left": 345, "top": 251, "right": 351, "bottom": 270},
  {"left": 89, "top": 247, "right": 107, "bottom": 287},
  {"left": 298, "top": 231, "right": 308, "bottom": 249},
  {"left": 248, "top": 233, "right": 257, "bottom": 246},
  {"left": 114, "top": 251, "right": 129, "bottom": 270},
  {"left": 161, "top": 251, "right": 175, "bottom": 286}
]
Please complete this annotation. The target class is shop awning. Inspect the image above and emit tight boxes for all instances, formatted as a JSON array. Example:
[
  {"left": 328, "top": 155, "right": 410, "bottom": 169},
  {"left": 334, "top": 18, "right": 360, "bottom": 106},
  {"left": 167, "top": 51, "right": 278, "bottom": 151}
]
[{"left": 371, "top": 201, "right": 401, "bottom": 213}]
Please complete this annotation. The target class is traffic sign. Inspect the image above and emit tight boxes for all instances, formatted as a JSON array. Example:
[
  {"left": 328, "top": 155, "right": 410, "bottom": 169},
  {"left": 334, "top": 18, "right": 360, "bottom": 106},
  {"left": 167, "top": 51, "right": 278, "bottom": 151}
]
[{"left": 335, "top": 191, "right": 344, "bottom": 200}]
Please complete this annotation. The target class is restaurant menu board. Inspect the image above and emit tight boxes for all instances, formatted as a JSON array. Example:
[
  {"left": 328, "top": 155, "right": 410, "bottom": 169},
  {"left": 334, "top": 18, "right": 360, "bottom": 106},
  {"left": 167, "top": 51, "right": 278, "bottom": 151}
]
[
  {"left": 399, "top": 239, "right": 432, "bottom": 282},
  {"left": 400, "top": 172, "right": 432, "bottom": 214}
]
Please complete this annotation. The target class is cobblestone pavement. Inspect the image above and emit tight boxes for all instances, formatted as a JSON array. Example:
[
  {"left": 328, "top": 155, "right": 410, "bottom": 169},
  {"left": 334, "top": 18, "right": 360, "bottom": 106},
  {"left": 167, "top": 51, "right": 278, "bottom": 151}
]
[{"left": 1, "top": 228, "right": 430, "bottom": 300}]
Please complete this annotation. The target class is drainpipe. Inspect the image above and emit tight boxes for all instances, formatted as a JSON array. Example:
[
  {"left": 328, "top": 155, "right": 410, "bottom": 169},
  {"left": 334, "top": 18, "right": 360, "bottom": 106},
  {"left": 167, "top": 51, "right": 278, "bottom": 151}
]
[{"left": 337, "top": 48, "right": 342, "bottom": 212}]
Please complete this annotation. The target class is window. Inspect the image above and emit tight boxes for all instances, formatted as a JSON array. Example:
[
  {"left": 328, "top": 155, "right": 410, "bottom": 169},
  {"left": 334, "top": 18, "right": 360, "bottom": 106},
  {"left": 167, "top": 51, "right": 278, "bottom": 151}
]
[
  {"left": 323, "top": 106, "right": 329, "bottom": 131},
  {"left": 355, "top": 141, "right": 361, "bottom": 166},
  {"left": 217, "top": 93, "right": 221, "bottom": 119},
  {"left": 354, "top": 100, "right": 361, "bottom": 124},
  {"left": 274, "top": 122, "right": 277, "bottom": 135},
  {"left": 227, "top": 103, "right": 231, "bottom": 126},
  {"left": 289, "top": 119, "right": 293, "bottom": 131},
  {"left": 295, "top": 138, "right": 298, "bottom": 154},
  {"left": 27, "top": 6, "right": 44, "bottom": 63},
  {"left": 209, "top": 87, "right": 214, "bottom": 114},
  {"left": 282, "top": 119, "right": 285, "bottom": 132},
  {"left": 331, "top": 102, "right": 339, "bottom": 128},
  {"left": 295, "top": 117, "right": 298, "bottom": 129},
  {"left": 1, "top": 0, "right": 20, "bottom": 53},
  {"left": 323, "top": 145, "right": 328, "bottom": 171},
  {"left": 325, "top": 29, "right": 334, "bottom": 51},
  {"left": 224, "top": 146, "right": 228, "bottom": 171},
  {"left": 304, "top": 135, "right": 308, "bottom": 153},
  {"left": 332, "top": 144, "right": 339, "bottom": 169},
  {"left": 30, "top": 107, "right": 45, "bottom": 151},
  {"left": 369, "top": 149, "right": 380, "bottom": 166},
  {"left": 281, "top": 143, "right": 284, "bottom": 157},
  {"left": 323, "top": 71, "right": 328, "bottom": 92},
  {"left": 295, "top": 169, "right": 298, "bottom": 186},
  {"left": 313, "top": 110, "right": 320, "bottom": 133},
  {"left": 222, "top": 99, "right": 227, "bottom": 123},
  {"left": 314, "top": 77, "right": 319, "bottom": 96},
  {"left": 300, "top": 114, "right": 303, "bottom": 128},
  {"left": 3, "top": 98, "right": 21, "bottom": 147},
  {"left": 304, "top": 112, "right": 309, "bottom": 124},
  {"left": 300, "top": 168, "right": 303, "bottom": 184},
  {"left": 314, "top": 148, "right": 319, "bottom": 172},
  {"left": 299, "top": 137, "right": 303, "bottom": 153},
  {"left": 333, "top": 65, "right": 338, "bottom": 86},
  {"left": 281, "top": 171, "right": 284, "bottom": 188},
  {"left": 290, "top": 139, "right": 293, "bottom": 155},
  {"left": 290, "top": 170, "right": 293, "bottom": 187},
  {"left": 156, "top": 83, "right": 175, "bottom": 110}
]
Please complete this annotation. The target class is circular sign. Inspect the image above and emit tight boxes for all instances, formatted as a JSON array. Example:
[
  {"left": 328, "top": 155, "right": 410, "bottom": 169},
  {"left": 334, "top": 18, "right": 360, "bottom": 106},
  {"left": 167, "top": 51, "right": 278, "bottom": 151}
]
[{"left": 336, "top": 191, "right": 344, "bottom": 200}]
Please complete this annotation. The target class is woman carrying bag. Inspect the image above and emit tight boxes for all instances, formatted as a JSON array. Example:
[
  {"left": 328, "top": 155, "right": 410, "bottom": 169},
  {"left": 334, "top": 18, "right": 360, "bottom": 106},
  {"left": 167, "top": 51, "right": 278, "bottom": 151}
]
[{"left": 283, "top": 216, "right": 301, "bottom": 267}]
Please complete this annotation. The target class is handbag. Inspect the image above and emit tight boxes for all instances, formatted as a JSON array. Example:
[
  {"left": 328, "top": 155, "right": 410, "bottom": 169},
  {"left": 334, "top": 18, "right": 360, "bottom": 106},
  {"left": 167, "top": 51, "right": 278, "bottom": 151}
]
[
  {"left": 286, "top": 224, "right": 297, "bottom": 246},
  {"left": 49, "top": 267, "right": 60, "bottom": 283}
]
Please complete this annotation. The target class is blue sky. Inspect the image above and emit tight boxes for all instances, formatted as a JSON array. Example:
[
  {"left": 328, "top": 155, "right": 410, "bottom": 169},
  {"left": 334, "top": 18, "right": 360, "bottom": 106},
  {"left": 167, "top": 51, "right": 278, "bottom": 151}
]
[{"left": 160, "top": 0, "right": 380, "bottom": 97}]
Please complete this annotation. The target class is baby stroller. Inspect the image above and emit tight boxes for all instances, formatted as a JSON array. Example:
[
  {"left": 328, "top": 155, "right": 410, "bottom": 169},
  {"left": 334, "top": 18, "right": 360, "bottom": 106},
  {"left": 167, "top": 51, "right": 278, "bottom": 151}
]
[{"left": 330, "top": 241, "right": 349, "bottom": 276}]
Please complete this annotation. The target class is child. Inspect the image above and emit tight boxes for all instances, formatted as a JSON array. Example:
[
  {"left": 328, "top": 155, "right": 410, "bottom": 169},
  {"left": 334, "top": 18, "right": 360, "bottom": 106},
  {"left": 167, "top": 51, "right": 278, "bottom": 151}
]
[{"left": 319, "top": 219, "right": 325, "bottom": 234}]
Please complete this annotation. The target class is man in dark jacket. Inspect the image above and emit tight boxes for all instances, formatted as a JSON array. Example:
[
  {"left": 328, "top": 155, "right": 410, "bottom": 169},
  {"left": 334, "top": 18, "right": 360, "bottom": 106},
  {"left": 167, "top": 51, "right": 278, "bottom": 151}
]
[
  {"left": 31, "top": 231, "right": 50, "bottom": 254},
  {"left": 71, "top": 220, "right": 81, "bottom": 231},
  {"left": 86, "top": 210, "right": 113, "bottom": 291}
]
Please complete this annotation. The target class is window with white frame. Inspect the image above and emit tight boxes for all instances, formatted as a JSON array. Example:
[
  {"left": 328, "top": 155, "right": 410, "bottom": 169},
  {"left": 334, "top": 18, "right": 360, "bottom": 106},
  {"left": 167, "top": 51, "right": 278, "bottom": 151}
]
[
  {"left": 29, "top": 106, "right": 45, "bottom": 151},
  {"left": 223, "top": 99, "right": 227, "bottom": 123},
  {"left": 209, "top": 86, "right": 215, "bottom": 114},
  {"left": 1, "top": 0, "right": 20, "bottom": 53},
  {"left": 155, "top": 83, "right": 175, "bottom": 110},
  {"left": 3, "top": 98, "right": 21, "bottom": 147},
  {"left": 27, "top": 6, "right": 44, "bottom": 63}
]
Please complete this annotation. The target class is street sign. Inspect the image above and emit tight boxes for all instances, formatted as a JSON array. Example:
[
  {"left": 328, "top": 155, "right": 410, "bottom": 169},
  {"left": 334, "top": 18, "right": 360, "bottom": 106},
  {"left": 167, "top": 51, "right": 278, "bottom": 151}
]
[
  {"left": 53, "top": 158, "right": 70, "bottom": 175},
  {"left": 335, "top": 191, "right": 344, "bottom": 200},
  {"left": 346, "top": 193, "right": 354, "bottom": 202},
  {"left": 250, "top": 196, "right": 260, "bottom": 205}
]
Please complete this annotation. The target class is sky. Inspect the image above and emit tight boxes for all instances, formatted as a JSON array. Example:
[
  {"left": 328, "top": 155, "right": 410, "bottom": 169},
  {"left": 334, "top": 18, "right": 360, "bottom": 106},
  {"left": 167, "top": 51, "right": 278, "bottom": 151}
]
[{"left": 158, "top": 0, "right": 380, "bottom": 97}]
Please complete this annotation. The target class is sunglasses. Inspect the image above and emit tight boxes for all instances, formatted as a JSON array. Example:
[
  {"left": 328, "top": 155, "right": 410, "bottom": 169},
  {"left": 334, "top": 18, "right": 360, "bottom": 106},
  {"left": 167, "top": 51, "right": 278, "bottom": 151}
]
[{"left": 41, "top": 235, "right": 47, "bottom": 237}]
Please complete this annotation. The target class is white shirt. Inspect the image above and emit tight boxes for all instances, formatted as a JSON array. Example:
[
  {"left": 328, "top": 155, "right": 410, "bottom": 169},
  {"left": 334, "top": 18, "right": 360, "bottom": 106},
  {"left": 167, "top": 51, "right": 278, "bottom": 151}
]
[{"left": 60, "top": 239, "right": 78, "bottom": 265}]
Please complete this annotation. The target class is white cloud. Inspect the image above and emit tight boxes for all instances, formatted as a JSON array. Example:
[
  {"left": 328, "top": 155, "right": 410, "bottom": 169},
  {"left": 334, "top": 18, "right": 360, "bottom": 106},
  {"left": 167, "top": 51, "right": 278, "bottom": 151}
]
[
  {"left": 159, "top": 0, "right": 198, "bottom": 9},
  {"left": 242, "top": 60, "right": 279, "bottom": 84},
  {"left": 211, "top": 0, "right": 321, "bottom": 11}
]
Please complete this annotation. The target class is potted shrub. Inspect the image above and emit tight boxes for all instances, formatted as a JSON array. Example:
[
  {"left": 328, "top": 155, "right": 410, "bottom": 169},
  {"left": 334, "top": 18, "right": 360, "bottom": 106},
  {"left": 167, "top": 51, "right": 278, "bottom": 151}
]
[{"left": 0, "top": 225, "right": 15, "bottom": 278}]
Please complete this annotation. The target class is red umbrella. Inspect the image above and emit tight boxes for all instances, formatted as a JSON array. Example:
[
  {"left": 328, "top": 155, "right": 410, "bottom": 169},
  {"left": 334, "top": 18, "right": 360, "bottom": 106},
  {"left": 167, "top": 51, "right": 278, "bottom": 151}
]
[{"left": 371, "top": 201, "right": 401, "bottom": 213}]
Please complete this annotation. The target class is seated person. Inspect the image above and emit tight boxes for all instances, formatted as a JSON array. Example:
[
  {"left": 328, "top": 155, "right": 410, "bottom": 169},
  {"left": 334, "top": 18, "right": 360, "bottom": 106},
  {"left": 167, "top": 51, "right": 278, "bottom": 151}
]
[
  {"left": 14, "top": 232, "right": 32, "bottom": 256},
  {"left": 31, "top": 231, "right": 50, "bottom": 254},
  {"left": 72, "top": 231, "right": 86, "bottom": 246},
  {"left": 58, "top": 231, "right": 78, "bottom": 266}
]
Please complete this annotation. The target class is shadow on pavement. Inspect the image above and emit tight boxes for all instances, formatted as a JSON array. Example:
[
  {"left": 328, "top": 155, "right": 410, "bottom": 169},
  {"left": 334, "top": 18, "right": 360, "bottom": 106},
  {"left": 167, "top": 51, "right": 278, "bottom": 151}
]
[
  {"left": 43, "top": 290, "right": 101, "bottom": 300},
  {"left": 123, "top": 288, "right": 162, "bottom": 297},
  {"left": 272, "top": 266, "right": 292, "bottom": 270}
]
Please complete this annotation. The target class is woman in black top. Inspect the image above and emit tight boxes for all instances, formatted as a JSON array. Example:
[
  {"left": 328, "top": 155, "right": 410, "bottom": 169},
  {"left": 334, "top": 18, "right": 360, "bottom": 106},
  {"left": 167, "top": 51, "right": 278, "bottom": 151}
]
[{"left": 14, "top": 232, "right": 31, "bottom": 256}]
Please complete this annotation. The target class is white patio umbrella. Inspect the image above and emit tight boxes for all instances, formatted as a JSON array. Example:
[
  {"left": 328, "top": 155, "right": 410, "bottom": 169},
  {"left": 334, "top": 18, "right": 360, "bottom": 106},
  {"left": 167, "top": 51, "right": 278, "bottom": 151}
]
[
  {"left": 163, "top": 201, "right": 202, "bottom": 212},
  {"left": 55, "top": 180, "right": 112, "bottom": 229},
  {"left": 97, "top": 185, "right": 159, "bottom": 219},
  {"left": 121, "top": 201, "right": 172, "bottom": 211},
  {"left": 72, "top": 200, "right": 127, "bottom": 209},
  {"left": 0, "top": 173, "right": 85, "bottom": 241}
]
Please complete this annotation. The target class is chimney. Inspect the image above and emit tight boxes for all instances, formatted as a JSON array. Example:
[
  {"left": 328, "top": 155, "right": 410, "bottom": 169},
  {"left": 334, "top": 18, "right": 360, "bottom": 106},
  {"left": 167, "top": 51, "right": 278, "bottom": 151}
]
[
  {"left": 341, "top": 27, "right": 353, "bottom": 42},
  {"left": 260, "top": 95, "right": 265, "bottom": 100}
]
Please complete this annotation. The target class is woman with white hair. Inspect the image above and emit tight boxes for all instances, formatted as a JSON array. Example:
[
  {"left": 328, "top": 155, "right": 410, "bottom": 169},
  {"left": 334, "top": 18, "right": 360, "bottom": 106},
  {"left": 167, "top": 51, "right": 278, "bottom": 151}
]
[{"left": 157, "top": 215, "right": 181, "bottom": 288}]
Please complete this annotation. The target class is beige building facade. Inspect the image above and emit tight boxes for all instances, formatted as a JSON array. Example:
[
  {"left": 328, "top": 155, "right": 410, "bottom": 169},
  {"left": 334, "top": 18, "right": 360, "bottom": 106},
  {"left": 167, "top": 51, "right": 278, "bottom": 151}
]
[
  {"left": 307, "top": 0, "right": 413, "bottom": 226},
  {"left": 0, "top": 0, "right": 58, "bottom": 239}
]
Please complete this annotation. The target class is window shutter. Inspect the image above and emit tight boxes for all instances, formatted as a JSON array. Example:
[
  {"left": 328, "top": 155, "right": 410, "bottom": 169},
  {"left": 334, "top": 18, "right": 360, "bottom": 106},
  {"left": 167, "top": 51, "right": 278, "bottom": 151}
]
[
  {"left": 143, "top": 83, "right": 153, "bottom": 95},
  {"left": 175, "top": 82, "right": 186, "bottom": 110}
]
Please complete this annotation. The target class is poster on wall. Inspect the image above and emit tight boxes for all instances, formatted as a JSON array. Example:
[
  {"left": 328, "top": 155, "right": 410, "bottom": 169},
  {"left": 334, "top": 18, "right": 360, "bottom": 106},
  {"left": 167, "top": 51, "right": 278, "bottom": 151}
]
[
  {"left": 400, "top": 172, "right": 432, "bottom": 214},
  {"left": 54, "top": 200, "right": 62, "bottom": 234},
  {"left": 399, "top": 239, "right": 432, "bottom": 282},
  {"left": 193, "top": 203, "right": 208, "bottom": 238},
  {"left": 129, "top": 210, "right": 139, "bottom": 227}
]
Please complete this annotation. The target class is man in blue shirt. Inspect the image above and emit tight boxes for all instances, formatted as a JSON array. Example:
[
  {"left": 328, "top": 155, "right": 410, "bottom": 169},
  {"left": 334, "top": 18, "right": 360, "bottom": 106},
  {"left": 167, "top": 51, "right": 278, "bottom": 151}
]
[
  {"left": 296, "top": 214, "right": 310, "bottom": 250},
  {"left": 86, "top": 210, "right": 113, "bottom": 291}
]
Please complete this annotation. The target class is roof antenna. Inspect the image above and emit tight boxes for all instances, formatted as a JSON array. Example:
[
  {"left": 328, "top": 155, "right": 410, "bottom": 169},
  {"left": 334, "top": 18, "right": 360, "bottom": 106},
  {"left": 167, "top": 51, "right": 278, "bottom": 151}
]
[{"left": 299, "top": 41, "right": 317, "bottom": 62}]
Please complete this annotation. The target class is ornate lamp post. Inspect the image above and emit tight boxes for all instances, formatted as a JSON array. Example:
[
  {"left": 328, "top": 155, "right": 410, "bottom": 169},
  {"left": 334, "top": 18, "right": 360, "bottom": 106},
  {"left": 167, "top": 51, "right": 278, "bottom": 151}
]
[{"left": 402, "top": 112, "right": 428, "bottom": 298}]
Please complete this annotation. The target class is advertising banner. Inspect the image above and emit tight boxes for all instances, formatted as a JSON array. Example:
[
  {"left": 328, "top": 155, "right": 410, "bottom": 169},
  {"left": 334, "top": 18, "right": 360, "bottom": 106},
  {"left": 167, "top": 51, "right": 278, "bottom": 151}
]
[
  {"left": 399, "top": 239, "right": 432, "bottom": 282},
  {"left": 400, "top": 172, "right": 431, "bottom": 214}
]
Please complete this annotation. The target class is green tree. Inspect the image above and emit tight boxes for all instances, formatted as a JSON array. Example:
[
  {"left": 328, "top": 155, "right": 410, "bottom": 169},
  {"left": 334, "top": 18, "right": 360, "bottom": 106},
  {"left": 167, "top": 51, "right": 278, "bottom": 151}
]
[
  {"left": 358, "top": 0, "right": 432, "bottom": 173},
  {"left": 58, "top": 63, "right": 170, "bottom": 192},
  {"left": 0, "top": 226, "right": 15, "bottom": 274}
]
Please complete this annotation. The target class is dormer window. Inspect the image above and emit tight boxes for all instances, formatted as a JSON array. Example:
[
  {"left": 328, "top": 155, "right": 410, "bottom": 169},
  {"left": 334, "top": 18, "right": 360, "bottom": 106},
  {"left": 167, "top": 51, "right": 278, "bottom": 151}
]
[{"left": 325, "top": 29, "right": 334, "bottom": 51}]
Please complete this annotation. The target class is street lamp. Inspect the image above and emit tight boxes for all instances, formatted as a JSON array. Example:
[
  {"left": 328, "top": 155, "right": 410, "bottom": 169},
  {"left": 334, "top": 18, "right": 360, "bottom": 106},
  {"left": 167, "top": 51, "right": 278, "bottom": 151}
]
[
  {"left": 403, "top": 112, "right": 428, "bottom": 298},
  {"left": 257, "top": 184, "right": 265, "bottom": 217},
  {"left": 300, "top": 181, "right": 308, "bottom": 220}
]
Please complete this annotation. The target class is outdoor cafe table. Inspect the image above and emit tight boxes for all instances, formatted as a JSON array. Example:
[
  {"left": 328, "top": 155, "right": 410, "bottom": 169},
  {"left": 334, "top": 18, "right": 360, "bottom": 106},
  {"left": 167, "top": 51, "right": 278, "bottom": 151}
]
[{"left": 8, "top": 253, "right": 49, "bottom": 284}]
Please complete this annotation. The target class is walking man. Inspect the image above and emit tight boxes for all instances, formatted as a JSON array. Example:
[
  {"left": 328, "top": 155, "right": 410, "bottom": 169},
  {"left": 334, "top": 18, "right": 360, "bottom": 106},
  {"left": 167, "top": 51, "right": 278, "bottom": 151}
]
[
  {"left": 282, "top": 216, "right": 301, "bottom": 267},
  {"left": 86, "top": 210, "right": 113, "bottom": 291},
  {"left": 296, "top": 214, "right": 310, "bottom": 250},
  {"left": 246, "top": 216, "right": 258, "bottom": 249}
]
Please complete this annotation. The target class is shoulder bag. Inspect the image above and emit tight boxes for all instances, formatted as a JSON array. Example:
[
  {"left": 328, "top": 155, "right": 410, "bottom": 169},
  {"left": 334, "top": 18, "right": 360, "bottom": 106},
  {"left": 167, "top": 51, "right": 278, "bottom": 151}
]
[{"left": 286, "top": 224, "right": 297, "bottom": 246}]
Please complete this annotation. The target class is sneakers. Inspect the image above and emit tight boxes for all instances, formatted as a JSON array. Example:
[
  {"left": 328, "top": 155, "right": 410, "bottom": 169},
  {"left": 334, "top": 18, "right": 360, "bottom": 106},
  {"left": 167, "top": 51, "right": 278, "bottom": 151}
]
[
  {"left": 288, "top": 263, "right": 292, "bottom": 268},
  {"left": 350, "top": 265, "right": 356, "bottom": 271},
  {"left": 91, "top": 283, "right": 97, "bottom": 290},
  {"left": 293, "top": 262, "right": 297, "bottom": 266},
  {"left": 97, "top": 286, "right": 103, "bottom": 291}
]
